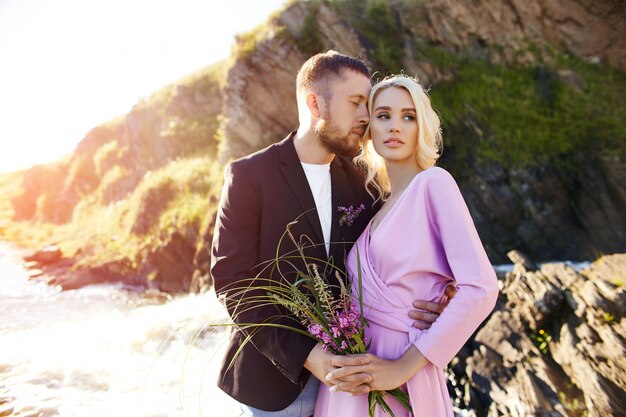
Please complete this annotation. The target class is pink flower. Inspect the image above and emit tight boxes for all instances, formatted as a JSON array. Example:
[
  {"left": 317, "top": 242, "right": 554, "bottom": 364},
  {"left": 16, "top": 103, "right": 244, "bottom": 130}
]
[{"left": 308, "top": 323, "right": 323, "bottom": 338}]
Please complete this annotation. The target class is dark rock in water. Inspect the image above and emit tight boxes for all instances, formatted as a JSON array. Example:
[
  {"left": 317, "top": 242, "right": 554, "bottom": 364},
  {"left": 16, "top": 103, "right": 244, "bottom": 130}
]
[
  {"left": 23, "top": 244, "right": 62, "bottom": 265},
  {"left": 53, "top": 258, "right": 142, "bottom": 291},
  {"left": 448, "top": 251, "right": 626, "bottom": 417}
]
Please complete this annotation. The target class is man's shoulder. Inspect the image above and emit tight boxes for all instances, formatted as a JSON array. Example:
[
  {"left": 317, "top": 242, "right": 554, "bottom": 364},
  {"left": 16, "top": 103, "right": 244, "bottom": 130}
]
[{"left": 229, "top": 134, "right": 292, "bottom": 171}]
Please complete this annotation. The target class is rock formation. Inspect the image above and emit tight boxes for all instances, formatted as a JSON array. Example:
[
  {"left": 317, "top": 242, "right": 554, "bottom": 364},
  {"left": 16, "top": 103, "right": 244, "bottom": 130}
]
[{"left": 449, "top": 252, "right": 626, "bottom": 416}]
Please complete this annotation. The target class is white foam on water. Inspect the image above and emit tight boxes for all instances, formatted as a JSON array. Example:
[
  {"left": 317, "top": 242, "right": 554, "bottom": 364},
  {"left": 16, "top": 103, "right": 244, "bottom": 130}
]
[{"left": 0, "top": 243, "right": 240, "bottom": 417}]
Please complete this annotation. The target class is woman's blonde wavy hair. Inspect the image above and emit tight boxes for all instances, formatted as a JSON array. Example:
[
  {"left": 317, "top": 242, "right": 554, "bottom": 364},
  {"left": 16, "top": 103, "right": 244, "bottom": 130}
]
[{"left": 356, "top": 74, "right": 443, "bottom": 202}]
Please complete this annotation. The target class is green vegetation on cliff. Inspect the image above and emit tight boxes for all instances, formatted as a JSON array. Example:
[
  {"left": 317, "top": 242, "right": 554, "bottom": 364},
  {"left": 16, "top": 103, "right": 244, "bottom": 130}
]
[{"left": 428, "top": 50, "right": 626, "bottom": 168}]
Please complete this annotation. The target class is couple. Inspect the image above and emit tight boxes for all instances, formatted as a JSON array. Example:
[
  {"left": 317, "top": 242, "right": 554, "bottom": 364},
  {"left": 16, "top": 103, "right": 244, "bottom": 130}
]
[{"left": 211, "top": 51, "right": 498, "bottom": 417}]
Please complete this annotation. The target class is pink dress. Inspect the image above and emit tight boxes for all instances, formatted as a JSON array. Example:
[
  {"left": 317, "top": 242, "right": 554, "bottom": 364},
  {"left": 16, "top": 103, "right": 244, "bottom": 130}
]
[{"left": 314, "top": 167, "right": 499, "bottom": 417}]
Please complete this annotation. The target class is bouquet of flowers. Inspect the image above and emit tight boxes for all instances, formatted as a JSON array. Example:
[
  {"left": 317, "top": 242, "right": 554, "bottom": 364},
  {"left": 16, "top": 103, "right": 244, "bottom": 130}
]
[{"left": 223, "top": 219, "right": 412, "bottom": 417}]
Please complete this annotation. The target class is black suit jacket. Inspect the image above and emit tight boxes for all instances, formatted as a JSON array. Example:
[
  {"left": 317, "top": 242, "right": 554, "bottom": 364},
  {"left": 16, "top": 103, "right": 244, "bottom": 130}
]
[{"left": 210, "top": 132, "right": 376, "bottom": 411}]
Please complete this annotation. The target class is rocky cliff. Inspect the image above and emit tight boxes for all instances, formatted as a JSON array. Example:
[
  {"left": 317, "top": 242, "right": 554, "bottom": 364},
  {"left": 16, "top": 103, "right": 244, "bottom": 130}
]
[{"left": 1, "top": 0, "right": 625, "bottom": 286}]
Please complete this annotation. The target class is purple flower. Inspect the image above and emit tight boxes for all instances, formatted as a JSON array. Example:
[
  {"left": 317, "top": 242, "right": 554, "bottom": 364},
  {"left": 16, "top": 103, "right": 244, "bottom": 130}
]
[
  {"left": 338, "top": 204, "right": 366, "bottom": 227},
  {"left": 308, "top": 323, "right": 323, "bottom": 338}
]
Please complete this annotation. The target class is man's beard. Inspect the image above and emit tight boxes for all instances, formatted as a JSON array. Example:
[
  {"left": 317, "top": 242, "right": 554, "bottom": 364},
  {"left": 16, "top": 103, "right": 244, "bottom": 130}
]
[{"left": 315, "top": 118, "right": 362, "bottom": 158}]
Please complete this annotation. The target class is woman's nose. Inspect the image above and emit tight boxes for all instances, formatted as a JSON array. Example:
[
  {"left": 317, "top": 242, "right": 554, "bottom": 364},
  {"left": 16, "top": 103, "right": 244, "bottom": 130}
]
[{"left": 389, "top": 122, "right": 400, "bottom": 133}]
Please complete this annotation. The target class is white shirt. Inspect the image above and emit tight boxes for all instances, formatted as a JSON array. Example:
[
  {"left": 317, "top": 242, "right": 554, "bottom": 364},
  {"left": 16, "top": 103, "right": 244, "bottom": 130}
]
[{"left": 300, "top": 162, "right": 332, "bottom": 257}]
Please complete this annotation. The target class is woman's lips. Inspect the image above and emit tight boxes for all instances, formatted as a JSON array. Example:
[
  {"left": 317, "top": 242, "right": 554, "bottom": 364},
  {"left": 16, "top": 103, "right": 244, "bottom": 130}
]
[{"left": 383, "top": 137, "right": 404, "bottom": 147}]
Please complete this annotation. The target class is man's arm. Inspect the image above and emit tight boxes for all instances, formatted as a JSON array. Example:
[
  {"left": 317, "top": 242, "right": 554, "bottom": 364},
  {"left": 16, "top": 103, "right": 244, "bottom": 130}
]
[{"left": 211, "top": 162, "right": 316, "bottom": 383}]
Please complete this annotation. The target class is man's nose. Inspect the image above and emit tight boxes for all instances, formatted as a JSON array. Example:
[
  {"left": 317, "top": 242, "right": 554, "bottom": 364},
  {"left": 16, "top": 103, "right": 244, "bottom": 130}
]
[{"left": 358, "top": 104, "right": 369, "bottom": 125}]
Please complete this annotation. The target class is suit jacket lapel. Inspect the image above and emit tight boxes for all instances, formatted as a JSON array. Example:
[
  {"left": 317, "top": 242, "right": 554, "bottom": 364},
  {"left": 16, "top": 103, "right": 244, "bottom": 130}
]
[
  {"left": 329, "top": 156, "right": 350, "bottom": 263},
  {"left": 278, "top": 134, "right": 325, "bottom": 251}
]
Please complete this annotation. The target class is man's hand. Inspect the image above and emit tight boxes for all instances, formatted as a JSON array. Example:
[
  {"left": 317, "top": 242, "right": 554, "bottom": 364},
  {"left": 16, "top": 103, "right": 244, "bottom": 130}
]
[
  {"left": 304, "top": 343, "right": 372, "bottom": 394},
  {"left": 409, "top": 284, "right": 457, "bottom": 329}
]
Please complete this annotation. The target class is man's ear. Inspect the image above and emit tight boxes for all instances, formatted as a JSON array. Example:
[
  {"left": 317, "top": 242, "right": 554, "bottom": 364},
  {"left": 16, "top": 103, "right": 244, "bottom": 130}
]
[{"left": 305, "top": 92, "right": 322, "bottom": 118}]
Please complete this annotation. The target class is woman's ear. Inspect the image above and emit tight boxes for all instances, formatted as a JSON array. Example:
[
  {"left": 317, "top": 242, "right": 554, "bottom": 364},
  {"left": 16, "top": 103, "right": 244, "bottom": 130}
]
[{"left": 305, "top": 92, "right": 321, "bottom": 118}]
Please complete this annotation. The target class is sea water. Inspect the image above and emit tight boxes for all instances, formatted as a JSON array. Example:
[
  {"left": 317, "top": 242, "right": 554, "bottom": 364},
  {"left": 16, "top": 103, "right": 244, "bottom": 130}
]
[{"left": 0, "top": 242, "right": 239, "bottom": 417}]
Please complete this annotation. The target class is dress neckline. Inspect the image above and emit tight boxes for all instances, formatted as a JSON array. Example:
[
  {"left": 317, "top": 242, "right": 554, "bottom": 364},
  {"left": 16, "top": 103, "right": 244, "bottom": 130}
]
[{"left": 367, "top": 169, "right": 428, "bottom": 243}]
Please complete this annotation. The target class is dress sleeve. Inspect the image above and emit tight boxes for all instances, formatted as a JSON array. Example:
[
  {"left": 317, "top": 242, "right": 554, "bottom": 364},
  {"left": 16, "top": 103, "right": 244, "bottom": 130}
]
[{"left": 412, "top": 168, "right": 499, "bottom": 368}]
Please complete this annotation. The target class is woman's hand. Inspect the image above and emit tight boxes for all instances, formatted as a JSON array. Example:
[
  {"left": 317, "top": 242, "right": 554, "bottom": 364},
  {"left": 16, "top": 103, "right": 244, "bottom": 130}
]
[{"left": 325, "top": 346, "right": 429, "bottom": 393}]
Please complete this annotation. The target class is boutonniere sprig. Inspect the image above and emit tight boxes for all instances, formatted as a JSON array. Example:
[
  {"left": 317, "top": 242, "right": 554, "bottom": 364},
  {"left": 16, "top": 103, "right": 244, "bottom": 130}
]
[{"left": 338, "top": 203, "right": 365, "bottom": 227}]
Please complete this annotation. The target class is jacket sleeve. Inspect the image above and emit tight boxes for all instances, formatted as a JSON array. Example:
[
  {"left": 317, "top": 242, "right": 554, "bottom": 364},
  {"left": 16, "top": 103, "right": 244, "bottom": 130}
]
[
  {"left": 413, "top": 168, "right": 499, "bottom": 368},
  {"left": 210, "top": 161, "right": 316, "bottom": 383}
]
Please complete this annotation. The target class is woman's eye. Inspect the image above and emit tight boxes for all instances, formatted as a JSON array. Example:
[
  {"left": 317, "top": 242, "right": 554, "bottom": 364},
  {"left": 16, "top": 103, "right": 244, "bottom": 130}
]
[
  {"left": 403, "top": 115, "right": 415, "bottom": 121},
  {"left": 376, "top": 113, "right": 389, "bottom": 119}
]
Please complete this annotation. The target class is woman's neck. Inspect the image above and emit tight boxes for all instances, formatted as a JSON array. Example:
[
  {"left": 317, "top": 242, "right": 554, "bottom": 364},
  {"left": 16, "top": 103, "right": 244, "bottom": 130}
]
[{"left": 386, "top": 161, "right": 421, "bottom": 197}]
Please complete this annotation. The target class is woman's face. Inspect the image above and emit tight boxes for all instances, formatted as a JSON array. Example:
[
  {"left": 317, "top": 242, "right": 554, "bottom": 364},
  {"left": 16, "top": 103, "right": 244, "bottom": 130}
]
[{"left": 369, "top": 86, "right": 419, "bottom": 165}]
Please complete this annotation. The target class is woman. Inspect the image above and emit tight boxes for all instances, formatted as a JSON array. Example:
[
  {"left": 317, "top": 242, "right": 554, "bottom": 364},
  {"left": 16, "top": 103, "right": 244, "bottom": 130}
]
[{"left": 314, "top": 75, "right": 499, "bottom": 416}]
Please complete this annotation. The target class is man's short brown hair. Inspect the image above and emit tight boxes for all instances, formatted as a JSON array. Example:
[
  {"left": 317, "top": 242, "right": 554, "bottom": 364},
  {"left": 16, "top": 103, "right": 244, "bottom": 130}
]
[{"left": 296, "top": 50, "right": 370, "bottom": 101}]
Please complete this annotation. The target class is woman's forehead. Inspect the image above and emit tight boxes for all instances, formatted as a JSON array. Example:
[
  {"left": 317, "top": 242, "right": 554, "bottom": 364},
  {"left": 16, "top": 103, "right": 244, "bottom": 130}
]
[{"left": 374, "top": 86, "right": 412, "bottom": 106}]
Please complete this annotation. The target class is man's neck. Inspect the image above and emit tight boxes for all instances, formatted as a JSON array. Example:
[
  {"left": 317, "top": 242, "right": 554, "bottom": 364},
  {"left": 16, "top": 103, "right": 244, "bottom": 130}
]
[{"left": 294, "top": 127, "right": 335, "bottom": 164}]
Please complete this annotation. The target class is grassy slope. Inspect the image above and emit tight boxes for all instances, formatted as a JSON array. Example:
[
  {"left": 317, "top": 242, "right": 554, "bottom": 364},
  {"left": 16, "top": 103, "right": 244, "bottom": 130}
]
[
  {"left": 0, "top": 62, "right": 227, "bottom": 274},
  {"left": 1, "top": 0, "right": 624, "bottom": 274}
]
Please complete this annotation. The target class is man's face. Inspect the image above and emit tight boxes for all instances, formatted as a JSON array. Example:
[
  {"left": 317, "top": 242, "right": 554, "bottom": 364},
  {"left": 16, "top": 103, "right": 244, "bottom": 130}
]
[{"left": 315, "top": 70, "right": 371, "bottom": 158}]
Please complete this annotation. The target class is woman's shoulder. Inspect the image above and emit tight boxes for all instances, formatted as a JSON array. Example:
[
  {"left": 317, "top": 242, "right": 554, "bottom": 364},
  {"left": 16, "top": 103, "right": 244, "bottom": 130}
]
[{"left": 415, "top": 166, "right": 457, "bottom": 188}]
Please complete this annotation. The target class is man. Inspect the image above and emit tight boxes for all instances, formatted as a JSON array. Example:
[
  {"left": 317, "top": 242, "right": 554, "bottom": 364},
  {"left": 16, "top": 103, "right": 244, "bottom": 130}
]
[{"left": 211, "top": 51, "right": 451, "bottom": 417}]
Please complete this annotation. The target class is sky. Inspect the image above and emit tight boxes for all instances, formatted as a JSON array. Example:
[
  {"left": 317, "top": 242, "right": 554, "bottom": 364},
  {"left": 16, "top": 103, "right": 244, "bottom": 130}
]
[{"left": 0, "top": 0, "right": 287, "bottom": 173}]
